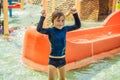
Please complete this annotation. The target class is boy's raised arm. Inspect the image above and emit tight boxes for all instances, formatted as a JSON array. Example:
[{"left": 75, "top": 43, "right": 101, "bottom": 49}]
[{"left": 37, "top": 10, "right": 49, "bottom": 34}]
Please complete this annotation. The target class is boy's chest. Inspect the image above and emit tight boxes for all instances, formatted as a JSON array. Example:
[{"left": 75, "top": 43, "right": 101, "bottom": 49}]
[{"left": 50, "top": 29, "right": 66, "bottom": 41}]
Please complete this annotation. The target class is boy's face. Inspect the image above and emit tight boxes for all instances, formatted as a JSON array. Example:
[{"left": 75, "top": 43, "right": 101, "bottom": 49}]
[{"left": 53, "top": 16, "right": 65, "bottom": 29}]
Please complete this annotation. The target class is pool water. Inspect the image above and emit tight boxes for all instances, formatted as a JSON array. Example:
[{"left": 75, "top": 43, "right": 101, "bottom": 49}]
[{"left": 0, "top": 1, "right": 120, "bottom": 80}]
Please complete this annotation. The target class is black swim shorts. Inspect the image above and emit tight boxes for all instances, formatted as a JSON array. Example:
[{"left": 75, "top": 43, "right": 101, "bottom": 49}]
[{"left": 48, "top": 57, "right": 66, "bottom": 68}]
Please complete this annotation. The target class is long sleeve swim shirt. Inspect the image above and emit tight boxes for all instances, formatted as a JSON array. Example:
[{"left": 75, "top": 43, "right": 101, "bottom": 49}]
[{"left": 37, "top": 13, "right": 81, "bottom": 56}]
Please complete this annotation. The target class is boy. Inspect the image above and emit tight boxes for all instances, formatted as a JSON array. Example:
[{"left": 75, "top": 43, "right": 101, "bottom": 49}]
[{"left": 37, "top": 8, "right": 81, "bottom": 80}]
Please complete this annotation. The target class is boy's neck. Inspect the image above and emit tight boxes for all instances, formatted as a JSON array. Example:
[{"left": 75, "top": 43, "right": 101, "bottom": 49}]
[{"left": 54, "top": 26, "right": 63, "bottom": 30}]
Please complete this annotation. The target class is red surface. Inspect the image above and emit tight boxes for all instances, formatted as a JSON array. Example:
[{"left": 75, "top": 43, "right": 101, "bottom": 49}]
[
  {"left": 0, "top": 3, "right": 20, "bottom": 8},
  {"left": 8, "top": 3, "right": 20, "bottom": 8}
]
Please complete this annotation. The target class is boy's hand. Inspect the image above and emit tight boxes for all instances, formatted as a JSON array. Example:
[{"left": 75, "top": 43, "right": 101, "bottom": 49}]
[
  {"left": 41, "top": 10, "right": 46, "bottom": 17},
  {"left": 70, "top": 8, "right": 77, "bottom": 14}
]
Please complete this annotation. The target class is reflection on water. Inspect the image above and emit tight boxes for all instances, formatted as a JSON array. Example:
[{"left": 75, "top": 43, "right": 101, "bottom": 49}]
[{"left": 0, "top": 1, "right": 120, "bottom": 80}]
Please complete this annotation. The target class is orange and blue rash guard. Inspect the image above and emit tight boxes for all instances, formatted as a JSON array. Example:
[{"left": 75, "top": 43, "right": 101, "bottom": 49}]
[{"left": 37, "top": 13, "right": 81, "bottom": 56}]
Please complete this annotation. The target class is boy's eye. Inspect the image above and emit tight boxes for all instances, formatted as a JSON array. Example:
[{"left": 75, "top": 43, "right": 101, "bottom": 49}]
[{"left": 57, "top": 20, "right": 64, "bottom": 22}]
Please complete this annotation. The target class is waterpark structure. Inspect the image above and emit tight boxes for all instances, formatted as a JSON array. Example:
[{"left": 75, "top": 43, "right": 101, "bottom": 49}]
[
  {"left": 27, "top": 0, "right": 118, "bottom": 26},
  {"left": 22, "top": 0, "right": 120, "bottom": 72},
  {"left": 1, "top": 0, "right": 24, "bottom": 36}
]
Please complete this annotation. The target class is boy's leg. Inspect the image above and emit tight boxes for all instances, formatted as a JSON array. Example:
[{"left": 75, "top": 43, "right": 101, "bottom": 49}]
[
  {"left": 57, "top": 66, "right": 66, "bottom": 80},
  {"left": 48, "top": 65, "right": 57, "bottom": 80}
]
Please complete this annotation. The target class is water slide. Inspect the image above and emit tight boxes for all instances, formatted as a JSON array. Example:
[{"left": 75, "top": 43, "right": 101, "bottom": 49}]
[{"left": 22, "top": 8, "right": 120, "bottom": 73}]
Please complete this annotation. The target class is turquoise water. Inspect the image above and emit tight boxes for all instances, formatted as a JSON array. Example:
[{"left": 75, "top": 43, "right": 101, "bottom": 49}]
[{"left": 0, "top": 1, "right": 120, "bottom": 80}]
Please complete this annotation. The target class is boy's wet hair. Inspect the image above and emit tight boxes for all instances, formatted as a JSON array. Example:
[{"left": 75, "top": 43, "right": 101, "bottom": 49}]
[{"left": 51, "top": 10, "right": 65, "bottom": 23}]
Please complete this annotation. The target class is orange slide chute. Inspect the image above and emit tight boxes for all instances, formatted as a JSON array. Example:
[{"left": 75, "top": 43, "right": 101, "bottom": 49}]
[{"left": 22, "top": 10, "right": 120, "bottom": 73}]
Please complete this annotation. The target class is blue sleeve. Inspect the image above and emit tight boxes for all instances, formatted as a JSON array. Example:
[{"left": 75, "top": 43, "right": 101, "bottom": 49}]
[
  {"left": 65, "top": 13, "right": 81, "bottom": 32},
  {"left": 36, "top": 16, "right": 50, "bottom": 34}
]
